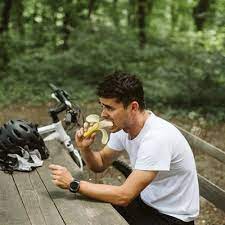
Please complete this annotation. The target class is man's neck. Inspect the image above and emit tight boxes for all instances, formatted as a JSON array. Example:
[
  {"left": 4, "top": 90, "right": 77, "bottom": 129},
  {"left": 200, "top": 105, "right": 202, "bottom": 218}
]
[{"left": 128, "top": 110, "right": 150, "bottom": 140}]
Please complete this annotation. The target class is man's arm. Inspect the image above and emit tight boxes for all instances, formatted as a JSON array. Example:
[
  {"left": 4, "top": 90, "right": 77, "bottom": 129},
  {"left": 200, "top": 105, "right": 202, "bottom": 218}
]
[
  {"left": 79, "top": 169, "right": 157, "bottom": 206},
  {"left": 75, "top": 127, "right": 121, "bottom": 172},
  {"left": 49, "top": 164, "right": 157, "bottom": 206},
  {"left": 81, "top": 145, "right": 121, "bottom": 172}
]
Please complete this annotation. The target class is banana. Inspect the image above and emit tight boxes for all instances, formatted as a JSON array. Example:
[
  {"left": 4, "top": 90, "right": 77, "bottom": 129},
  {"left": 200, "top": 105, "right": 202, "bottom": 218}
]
[
  {"left": 83, "top": 122, "right": 99, "bottom": 137},
  {"left": 83, "top": 114, "right": 113, "bottom": 144}
]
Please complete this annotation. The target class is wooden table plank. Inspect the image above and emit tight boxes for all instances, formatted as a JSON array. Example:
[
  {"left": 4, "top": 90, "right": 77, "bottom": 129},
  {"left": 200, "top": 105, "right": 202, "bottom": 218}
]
[
  {"left": 13, "top": 170, "right": 65, "bottom": 225},
  {"left": 37, "top": 141, "right": 128, "bottom": 225},
  {"left": 0, "top": 172, "right": 31, "bottom": 225}
]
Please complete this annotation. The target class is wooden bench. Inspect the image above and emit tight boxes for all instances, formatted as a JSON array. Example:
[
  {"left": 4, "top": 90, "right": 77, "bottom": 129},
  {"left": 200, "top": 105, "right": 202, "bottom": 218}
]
[
  {"left": 177, "top": 125, "right": 225, "bottom": 212},
  {"left": 0, "top": 141, "right": 129, "bottom": 225}
]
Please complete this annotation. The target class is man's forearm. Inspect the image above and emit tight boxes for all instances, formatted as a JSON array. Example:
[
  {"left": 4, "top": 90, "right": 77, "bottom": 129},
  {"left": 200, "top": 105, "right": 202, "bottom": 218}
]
[
  {"left": 77, "top": 170, "right": 156, "bottom": 206},
  {"left": 80, "top": 147, "right": 105, "bottom": 172},
  {"left": 79, "top": 181, "right": 130, "bottom": 206}
]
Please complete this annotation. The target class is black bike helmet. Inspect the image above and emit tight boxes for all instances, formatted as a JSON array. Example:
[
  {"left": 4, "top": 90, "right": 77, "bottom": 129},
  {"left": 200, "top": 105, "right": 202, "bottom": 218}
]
[{"left": 0, "top": 119, "right": 49, "bottom": 160}]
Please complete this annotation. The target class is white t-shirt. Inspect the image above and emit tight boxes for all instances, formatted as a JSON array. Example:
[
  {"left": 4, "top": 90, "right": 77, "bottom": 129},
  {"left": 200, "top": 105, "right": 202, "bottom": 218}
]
[{"left": 107, "top": 112, "right": 199, "bottom": 222}]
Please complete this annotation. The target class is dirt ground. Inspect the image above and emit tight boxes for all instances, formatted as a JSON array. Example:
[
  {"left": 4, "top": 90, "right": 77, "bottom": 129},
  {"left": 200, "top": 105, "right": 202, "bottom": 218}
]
[{"left": 0, "top": 104, "right": 224, "bottom": 225}]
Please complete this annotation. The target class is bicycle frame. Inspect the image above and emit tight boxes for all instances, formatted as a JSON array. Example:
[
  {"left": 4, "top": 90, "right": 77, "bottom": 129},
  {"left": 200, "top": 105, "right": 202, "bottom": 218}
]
[
  {"left": 38, "top": 121, "right": 83, "bottom": 171},
  {"left": 36, "top": 84, "right": 84, "bottom": 171}
]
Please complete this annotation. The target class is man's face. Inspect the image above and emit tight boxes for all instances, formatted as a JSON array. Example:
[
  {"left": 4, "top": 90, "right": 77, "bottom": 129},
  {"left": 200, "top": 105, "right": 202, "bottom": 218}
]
[{"left": 99, "top": 97, "right": 131, "bottom": 133}]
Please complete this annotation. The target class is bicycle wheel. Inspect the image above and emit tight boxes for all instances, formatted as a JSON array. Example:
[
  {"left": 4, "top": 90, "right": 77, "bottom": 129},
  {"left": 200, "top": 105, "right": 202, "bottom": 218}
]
[{"left": 112, "top": 159, "right": 132, "bottom": 178}]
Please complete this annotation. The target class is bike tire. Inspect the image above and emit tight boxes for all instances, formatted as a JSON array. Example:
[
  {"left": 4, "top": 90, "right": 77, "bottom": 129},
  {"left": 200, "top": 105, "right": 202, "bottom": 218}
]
[{"left": 112, "top": 159, "right": 132, "bottom": 178}]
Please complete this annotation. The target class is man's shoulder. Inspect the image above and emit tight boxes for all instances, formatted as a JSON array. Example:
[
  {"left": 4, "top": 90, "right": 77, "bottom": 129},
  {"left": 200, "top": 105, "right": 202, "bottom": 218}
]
[
  {"left": 141, "top": 114, "right": 186, "bottom": 148},
  {"left": 150, "top": 114, "right": 181, "bottom": 135}
]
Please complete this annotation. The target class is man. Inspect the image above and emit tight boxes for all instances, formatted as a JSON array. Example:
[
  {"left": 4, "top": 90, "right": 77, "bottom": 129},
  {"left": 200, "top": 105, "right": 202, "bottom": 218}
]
[{"left": 49, "top": 72, "right": 199, "bottom": 225}]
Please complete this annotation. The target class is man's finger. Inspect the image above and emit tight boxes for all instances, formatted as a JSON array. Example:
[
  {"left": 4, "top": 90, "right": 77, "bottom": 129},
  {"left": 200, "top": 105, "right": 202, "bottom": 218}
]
[
  {"left": 91, "top": 132, "right": 96, "bottom": 139},
  {"left": 76, "top": 128, "right": 84, "bottom": 138},
  {"left": 51, "top": 174, "right": 60, "bottom": 180},
  {"left": 49, "top": 164, "right": 63, "bottom": 170}
]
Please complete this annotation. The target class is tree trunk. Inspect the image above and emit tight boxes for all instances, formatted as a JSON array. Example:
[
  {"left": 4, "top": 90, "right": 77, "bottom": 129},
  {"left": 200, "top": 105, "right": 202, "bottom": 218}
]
[
  {"left": 112, "top": 0, "right": 119, "bottom": 27},
  {"left": 15, "top": 0, "right": 25, "bottom": 36},
  {"left": 137, "top": 0, "right": 146, "bottom": 48},
  {"left": 170, "top": 1, "right": 178, "bottom": 32},
  {"left": 127, "top": 0, "right": 136, "bottom": 28},
  {"left": 146, "top": 0, "right": 154, "bottom": 15},
  {"left": 193, "top": 0, "right": 210, "bottom": 30},
  {"left": 62, "top": 11, "right": 70, "bottom": 49},
  {"left": 0, "top": 0, "right": 13, "bottom": 33},
  {"left": 61, "top": 0, "right": 75, "bottom": 49},
  {"left": 88, "top": 0, "right": 95, "bottom": 19},
  {"left": 0, "top": 35, "right": 9, "bottom": 69}
]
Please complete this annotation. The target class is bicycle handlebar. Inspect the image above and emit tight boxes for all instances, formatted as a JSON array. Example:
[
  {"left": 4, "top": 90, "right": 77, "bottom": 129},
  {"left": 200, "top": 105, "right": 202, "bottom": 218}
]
[
  {"left": 49, "top": 83, "right": 58, "bottom": 91},
  {"left": 48, "top": 84, "right": 82, "bottom": 125},
  {"left": 49, "top": 83, "right": 71, "bottom": 108}
]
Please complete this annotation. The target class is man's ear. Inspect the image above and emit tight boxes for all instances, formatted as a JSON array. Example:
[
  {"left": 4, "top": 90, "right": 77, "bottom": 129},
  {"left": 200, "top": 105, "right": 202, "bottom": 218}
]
[{"left": 130, "top": 101, "right": 139, "bottom": 111}]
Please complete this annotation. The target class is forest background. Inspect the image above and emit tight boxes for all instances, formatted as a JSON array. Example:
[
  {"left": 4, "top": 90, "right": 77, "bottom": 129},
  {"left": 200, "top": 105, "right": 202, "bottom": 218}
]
[
  {"left": 0, "top": 1, "right": 225, "bottom": 224},
  {"left": 0, "top": 0, "right": 224, "bottom": 121}
]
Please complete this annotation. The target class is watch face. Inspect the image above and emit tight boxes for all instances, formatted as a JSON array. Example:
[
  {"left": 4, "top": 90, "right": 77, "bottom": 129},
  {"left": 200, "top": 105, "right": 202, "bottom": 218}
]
[{"left": 69, "top": 180, "right": 80, "bottom": 193}]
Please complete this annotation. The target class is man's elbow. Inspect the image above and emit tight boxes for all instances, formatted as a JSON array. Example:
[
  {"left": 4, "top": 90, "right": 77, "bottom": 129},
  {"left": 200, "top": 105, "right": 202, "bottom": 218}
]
[
  {"left": 117, "top": 198, "right": 132, "bottom": 207},
  {"left": 115, "top": 190, "right": 134, "bottom": 207}
]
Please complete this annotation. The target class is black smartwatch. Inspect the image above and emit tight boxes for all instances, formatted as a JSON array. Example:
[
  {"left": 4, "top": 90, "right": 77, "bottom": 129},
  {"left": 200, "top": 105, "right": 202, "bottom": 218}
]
[{"left": 69, "top": 179, "right": 80, "bottom": 193}]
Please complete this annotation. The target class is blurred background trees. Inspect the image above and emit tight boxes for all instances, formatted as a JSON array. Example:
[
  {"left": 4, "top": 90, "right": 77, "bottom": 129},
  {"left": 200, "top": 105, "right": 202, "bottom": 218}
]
[{"left": 0, "top": 0, "right": 224, "bottom": 118}]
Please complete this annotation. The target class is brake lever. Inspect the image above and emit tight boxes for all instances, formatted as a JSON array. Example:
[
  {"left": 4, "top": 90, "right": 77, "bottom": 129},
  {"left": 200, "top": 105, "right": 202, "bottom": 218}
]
[
  {"left": 64, "top": 108, "right": 81, "bottom": 125},
  {"left": 51, "top": 93, "right": 60, "bottom": 103},
  {"left": 49, "top": 83, "right": 72, "bottom": 108}
]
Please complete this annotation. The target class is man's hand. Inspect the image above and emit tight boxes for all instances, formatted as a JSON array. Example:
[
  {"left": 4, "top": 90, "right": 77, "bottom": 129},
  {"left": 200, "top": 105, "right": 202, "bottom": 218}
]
[
  {"left": 75, "top": 127, "right": 96, "bottom": 151},
  {"left": 49, "top": 164, "right": 73, "bottom": 189}
]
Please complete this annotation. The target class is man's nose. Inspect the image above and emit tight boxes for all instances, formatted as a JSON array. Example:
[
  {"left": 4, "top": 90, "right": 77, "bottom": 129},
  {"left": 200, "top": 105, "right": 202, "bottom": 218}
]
[{"left": 101, "top": 109, "right": 108, "bottom": 119}]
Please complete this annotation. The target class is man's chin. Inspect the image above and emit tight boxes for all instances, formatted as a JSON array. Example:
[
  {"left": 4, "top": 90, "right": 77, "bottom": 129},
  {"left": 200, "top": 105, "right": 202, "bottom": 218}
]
[{"left": 110, "top": 126, "right": 121, "bottom": 133}]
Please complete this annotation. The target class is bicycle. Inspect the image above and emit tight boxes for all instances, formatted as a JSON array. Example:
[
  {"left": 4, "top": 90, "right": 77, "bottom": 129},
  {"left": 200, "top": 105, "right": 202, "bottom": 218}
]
[
  {"left": 37, "top": 83, "right": 84, "bottom": 171},
  {"left": 38, "top": 84, "right": 132, "bottom": 178},
  {"left": 0, "top": 83, "right": 131, "bottom": 177}
]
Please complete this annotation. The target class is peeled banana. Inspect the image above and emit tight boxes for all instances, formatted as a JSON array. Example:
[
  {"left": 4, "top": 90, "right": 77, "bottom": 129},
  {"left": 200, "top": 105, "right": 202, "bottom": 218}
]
[{"left": 83, "top": 114, "right": 113, "bottom": 144}]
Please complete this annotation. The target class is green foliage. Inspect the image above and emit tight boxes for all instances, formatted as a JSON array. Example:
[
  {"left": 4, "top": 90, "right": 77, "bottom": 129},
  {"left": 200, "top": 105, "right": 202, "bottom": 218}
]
[
  {"left": 0, "top": 0, "right": 224, "bottom": 121},
  {"left": 1, "top": 24, "right": 224, "bottom": 111}
]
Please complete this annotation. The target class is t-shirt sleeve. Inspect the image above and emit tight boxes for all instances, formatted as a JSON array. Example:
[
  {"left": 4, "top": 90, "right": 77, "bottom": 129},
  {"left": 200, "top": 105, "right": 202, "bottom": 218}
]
[
  {"left": 107, "top": 131, "right": 124, "bottom": 151},
  {"left": 135, "top": 138, "right": 172, "bottom": 171}
]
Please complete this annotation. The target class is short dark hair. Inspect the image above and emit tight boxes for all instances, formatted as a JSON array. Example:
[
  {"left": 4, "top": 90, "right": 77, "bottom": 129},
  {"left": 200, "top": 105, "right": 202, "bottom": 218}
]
[{"left": 97, "top": 71, "right": 145, "bottom": 110}]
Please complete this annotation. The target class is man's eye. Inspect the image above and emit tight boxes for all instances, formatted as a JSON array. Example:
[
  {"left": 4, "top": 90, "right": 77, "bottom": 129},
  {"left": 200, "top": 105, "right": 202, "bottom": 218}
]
[{"left": 101, "top": 105, "right": 113, "bottom": 111}]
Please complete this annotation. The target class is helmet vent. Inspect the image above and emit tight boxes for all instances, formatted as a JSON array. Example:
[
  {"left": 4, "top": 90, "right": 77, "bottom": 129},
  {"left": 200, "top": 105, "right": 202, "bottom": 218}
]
[
  {"left": 19, "top": 125, "right": 28, "bottom": 132},
  {"left": 2, "top": 141, "right": 7, "bottom": 148},
  {"left": 0, "top": 141, "right": 5, "bottom": 149},
  {"left": 7, "top": 137, "right": 13, "bottom": 144},
  {"left": 34, "top": 131, "right": 39, "bottom": 137},
  {"left": 13, "top": 129, "right": 22, "bottom": 138}
]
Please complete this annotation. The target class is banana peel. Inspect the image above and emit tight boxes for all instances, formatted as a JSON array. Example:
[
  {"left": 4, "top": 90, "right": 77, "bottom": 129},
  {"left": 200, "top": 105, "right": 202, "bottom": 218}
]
[
  {"left": 86, "top": 114, "right": 100, "bottom": 123},
  {"left": 83, "top": 114, "right": 113, "bottom": 144}
]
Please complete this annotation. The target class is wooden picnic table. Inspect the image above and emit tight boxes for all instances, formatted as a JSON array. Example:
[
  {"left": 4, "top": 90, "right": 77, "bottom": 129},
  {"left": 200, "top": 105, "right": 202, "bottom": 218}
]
[{"left": 0, "top": 141, "right": 129, "bottom": 225}]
